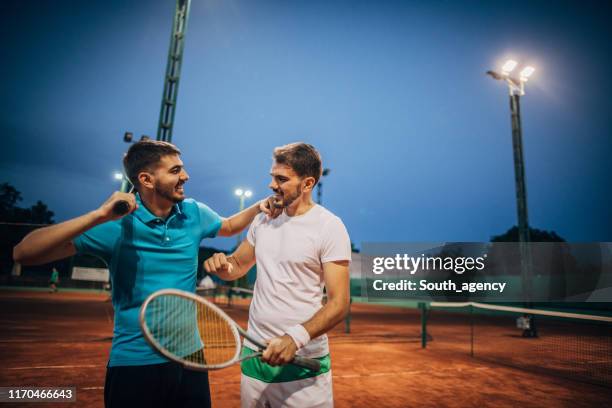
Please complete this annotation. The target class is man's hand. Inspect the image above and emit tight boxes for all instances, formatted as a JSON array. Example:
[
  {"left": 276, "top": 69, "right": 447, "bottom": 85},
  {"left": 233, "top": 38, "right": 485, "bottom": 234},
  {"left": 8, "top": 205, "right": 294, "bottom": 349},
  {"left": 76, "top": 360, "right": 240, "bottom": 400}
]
[
  {"left": 97, "top": 192, "right": 137, "bottom": 221},
  {"left": 203, "top": 253, "right": 234, "bottom": 277},
  {"left": 259, "top": 196, "right": 283, "bottom": 219},
  {"left": 261, "top": 335, "right": 298, "bottom": 366}
]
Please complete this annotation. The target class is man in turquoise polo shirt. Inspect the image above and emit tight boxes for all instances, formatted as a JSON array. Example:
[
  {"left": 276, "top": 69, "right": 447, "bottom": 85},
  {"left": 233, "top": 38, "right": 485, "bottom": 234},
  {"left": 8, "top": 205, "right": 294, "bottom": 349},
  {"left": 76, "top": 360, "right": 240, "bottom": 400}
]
[{"left": 14, "top": 140, "right": 277, "bottom": 407}]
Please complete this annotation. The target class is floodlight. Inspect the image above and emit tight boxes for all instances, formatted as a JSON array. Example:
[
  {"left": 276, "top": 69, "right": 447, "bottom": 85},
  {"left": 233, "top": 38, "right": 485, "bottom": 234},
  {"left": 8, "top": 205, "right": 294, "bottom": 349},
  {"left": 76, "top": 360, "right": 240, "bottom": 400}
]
[{"left": 501, "top": 60, "right": 518, "bottom": 75}]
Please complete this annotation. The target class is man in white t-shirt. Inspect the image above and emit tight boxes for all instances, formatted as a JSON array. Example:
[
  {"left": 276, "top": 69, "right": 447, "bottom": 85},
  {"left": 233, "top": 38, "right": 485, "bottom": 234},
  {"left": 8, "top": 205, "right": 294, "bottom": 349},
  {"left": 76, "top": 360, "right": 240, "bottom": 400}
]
[{"left": 204, "top": 142, "right": 351, "bottom": 407}]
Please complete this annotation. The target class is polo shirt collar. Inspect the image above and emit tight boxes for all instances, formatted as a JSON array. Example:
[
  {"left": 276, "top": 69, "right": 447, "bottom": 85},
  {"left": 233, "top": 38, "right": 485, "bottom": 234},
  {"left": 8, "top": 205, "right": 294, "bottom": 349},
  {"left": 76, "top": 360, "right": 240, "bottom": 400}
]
[{"left": 133, "top": 193, "right": 186, "bottom": 224}]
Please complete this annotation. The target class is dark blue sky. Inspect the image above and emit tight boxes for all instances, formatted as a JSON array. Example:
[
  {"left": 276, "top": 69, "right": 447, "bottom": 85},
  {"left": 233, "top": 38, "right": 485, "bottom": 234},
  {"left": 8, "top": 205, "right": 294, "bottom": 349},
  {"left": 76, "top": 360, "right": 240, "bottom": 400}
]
[{"left": 1, "top": 0, "right": 611, "bottom": 250}]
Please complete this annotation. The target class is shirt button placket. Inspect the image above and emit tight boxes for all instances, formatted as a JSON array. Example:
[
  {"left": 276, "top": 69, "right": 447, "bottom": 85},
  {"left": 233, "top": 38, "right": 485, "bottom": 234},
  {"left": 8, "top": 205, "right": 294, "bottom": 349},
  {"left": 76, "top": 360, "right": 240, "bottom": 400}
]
[
  {"left": 156, "top": 219, "right": 169, "bottom": 246},
  {"left": 163, "top": 224, "right": 170, "bottom": 245}
]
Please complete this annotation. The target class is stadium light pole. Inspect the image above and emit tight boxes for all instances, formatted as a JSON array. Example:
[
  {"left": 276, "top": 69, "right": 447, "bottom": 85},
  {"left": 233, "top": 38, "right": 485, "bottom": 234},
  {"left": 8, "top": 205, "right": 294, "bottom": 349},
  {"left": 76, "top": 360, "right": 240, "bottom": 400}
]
[
  {"left": 487, "top": 60, "right": 537, "bottom": 337},
  {"left": 234, "top": 189, "right": 253, "bottom": 243},
  {"left": 487, "top": 61, "right": 535, "bottom": 245},
  {"left": 114, "top": 170, "right": 130, "bottom": 193},
  {"left": 234, "top": 188, "right": 252, "bottom": 289},
  {"left": 113, "top": 172, "right": 124, "bottom": 182}
]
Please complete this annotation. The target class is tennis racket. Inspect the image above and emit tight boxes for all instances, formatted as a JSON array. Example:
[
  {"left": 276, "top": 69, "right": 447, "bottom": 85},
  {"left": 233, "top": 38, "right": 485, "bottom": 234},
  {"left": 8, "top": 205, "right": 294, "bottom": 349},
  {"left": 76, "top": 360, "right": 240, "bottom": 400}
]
[
  {"left": 112, "top": 184, "right": 134, "bottom": 216},
  {"left": 112, "top": 200, "right": 131, "bottom": 216},
  {"left": 139, "top": 289, "right": 321, "bottom": 372}
]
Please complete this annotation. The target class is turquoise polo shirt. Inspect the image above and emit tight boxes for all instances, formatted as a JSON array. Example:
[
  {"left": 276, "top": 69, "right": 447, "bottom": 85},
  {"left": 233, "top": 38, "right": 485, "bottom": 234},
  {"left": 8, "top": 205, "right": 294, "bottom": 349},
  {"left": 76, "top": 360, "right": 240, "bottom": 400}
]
[{"left": 73, "top": 194, "right": 222, "bottom": 366}]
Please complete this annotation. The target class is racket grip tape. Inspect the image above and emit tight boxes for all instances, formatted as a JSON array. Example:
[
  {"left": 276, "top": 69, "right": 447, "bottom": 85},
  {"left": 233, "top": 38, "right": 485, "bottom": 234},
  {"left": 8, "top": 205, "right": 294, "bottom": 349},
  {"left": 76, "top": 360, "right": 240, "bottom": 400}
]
[
  {"left": 292, "top": 356, "right": 321, "bottom": 372},
  {"left": 112, "top": 200, "right": 131, "bottom": 216}
]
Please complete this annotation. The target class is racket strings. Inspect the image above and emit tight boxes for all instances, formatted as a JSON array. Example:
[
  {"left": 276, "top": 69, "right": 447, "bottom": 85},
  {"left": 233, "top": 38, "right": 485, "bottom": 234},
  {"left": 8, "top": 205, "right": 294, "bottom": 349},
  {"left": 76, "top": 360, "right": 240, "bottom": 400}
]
[{"left": 145, "top": 294, "right": 239, "bottom": 367}]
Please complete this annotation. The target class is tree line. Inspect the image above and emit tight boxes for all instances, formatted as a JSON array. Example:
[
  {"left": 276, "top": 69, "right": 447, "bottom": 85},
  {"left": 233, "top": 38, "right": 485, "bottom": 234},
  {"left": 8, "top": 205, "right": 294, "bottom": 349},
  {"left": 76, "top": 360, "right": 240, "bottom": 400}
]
[{"left": 0, "top": 182, "right": 55, "bottom": 224}]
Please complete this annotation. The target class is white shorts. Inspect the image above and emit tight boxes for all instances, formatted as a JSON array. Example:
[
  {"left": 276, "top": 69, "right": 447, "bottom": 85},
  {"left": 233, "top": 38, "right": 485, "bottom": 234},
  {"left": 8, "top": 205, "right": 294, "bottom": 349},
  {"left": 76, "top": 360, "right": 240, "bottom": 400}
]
[{"left": 241, "top": 371, "right": 333, "bottom": 408}]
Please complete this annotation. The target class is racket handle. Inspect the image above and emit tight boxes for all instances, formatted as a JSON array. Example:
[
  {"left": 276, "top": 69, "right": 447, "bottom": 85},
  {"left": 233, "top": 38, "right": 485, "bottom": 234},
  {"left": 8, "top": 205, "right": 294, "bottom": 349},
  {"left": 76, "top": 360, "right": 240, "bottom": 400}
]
[
  {"left": 292, "top": 356, "right": 321, "bottom": 372},
  {"left": 112, "top": 200, "right": 131, "bottom": 216}
]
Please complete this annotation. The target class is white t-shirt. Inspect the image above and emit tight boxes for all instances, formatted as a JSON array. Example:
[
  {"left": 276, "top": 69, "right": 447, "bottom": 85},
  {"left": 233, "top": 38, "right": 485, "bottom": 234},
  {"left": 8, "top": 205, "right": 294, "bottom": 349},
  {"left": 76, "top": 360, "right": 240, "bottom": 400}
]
[{"left": 245, "top": 204, "right": 351, "bottom": 358}]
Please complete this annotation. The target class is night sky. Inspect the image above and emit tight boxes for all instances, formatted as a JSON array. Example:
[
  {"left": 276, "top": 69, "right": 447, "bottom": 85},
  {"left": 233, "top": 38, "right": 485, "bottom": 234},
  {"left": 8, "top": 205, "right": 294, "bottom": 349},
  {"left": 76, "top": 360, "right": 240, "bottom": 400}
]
[{"left": 2, "top": 0, "right": 611, "bottom": 250}]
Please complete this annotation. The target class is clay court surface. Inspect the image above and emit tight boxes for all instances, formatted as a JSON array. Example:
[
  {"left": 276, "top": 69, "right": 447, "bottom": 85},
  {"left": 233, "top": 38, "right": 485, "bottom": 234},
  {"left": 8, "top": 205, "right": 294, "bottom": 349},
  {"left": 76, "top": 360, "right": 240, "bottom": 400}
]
[{"left": 0, "top": 289, "right": 610, "bottom": 407}]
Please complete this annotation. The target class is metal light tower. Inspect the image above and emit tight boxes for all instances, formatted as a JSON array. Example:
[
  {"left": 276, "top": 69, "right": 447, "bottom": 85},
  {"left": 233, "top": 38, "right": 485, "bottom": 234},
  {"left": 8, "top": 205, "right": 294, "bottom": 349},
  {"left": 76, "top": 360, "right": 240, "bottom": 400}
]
[
  {"left": 234, "top": 188, "right": 252, "bottom": 288},
  {"left": 487, "top": 61, "right": 535, "bottom": 245},
  {"left": 488, "top": 60, "right": 537, "bottom": 337},
  {"left": 234, "top": 188, "right": 253, "bottom": 244},
  {"left": 157, "top": 0, "right": 192, "bottom": 142},
  {"left": 118, "top": 0, "right": 191, "bottom": 192},
  {"left": 112, "top": 171, "right": 128, "bottom": 194}
]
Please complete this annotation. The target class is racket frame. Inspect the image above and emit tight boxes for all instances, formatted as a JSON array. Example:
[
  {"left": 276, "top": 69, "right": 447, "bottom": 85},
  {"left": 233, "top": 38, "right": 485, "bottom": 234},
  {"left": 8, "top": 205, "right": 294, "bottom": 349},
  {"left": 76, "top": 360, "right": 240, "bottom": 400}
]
[{"left": 140, "top": 288, "right": 243, "bottom": 371}]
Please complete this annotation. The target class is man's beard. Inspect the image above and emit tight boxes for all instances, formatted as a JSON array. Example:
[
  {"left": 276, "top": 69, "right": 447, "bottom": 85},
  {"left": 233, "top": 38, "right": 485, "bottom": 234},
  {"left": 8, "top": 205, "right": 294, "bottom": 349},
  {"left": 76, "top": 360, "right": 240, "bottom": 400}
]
[
  {"left": 275, "top": 184, "right": 302, "bottom": 208},
  {"left": 156, "top": 181, "right": 185, "bottom": 204}
]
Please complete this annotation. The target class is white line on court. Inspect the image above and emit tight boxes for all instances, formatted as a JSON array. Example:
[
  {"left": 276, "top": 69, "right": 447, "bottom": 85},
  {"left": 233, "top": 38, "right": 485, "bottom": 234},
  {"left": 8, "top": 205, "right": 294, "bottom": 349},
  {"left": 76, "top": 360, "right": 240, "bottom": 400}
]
[
  {"left": 334, "top": 366, "right": 490, "bottom": 379},
  {"left": 6, "top": 364, "right": 102, "bottom": 370}
]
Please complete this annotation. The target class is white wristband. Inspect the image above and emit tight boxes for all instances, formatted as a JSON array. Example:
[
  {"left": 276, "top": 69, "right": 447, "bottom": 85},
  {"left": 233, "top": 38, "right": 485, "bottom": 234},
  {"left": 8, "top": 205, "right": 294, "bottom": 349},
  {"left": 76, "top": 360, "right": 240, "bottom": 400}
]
[{"left": 285, "top": 324, "right": 311, "bottom": 349}]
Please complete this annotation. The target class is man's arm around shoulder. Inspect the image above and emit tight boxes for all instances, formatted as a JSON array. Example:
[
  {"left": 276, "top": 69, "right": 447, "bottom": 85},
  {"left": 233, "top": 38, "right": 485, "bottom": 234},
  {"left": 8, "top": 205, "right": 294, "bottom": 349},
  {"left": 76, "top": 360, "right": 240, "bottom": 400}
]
[{"left": 217, "top": 196, "right": 281, "bottom": 237}]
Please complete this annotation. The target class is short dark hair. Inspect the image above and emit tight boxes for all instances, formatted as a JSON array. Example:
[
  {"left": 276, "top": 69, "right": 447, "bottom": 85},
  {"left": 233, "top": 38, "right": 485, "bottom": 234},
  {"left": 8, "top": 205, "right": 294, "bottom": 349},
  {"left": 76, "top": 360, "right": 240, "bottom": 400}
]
[
  {"left": 123, "top": 140, "right": 181, "bottom": 188},
  {"left": 273, "top": 142, "right": 322, "bottom": 184}
]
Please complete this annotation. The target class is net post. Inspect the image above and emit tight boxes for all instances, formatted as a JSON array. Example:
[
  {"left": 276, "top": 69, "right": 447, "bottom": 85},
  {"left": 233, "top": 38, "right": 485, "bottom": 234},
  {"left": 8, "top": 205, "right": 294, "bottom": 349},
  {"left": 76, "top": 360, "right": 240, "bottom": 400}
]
[
  {"left": 419, "top": 302, "right": 427, "bottom": 348},
  {"left": 344, "top": 297, "right": 352, "bottom": 334},
  {"left": 470, "top": 303, "right": 474, "bottom": 357}
]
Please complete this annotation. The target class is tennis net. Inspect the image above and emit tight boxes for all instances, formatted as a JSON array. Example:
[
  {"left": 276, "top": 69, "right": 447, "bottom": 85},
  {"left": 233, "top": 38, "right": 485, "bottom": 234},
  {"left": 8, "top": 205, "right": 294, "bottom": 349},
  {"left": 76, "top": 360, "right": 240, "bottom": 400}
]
[
  {"left": 421, "top": 302, "right": 612, "bottom": 387},
  {"left": 196, "top": 285, "right": 353, "bottom": 333}
]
